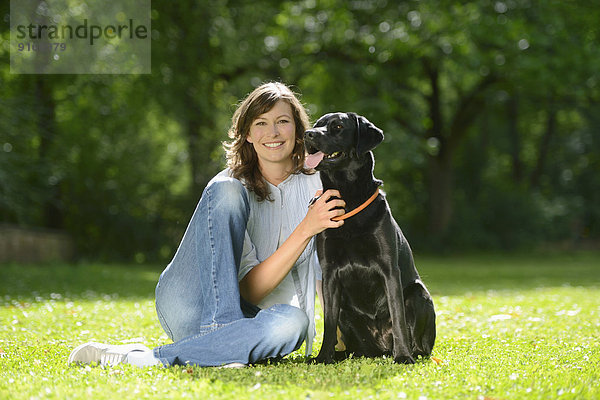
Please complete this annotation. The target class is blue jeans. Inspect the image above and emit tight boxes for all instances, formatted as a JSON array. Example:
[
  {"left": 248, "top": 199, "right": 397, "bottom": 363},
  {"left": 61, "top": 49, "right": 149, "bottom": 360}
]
[{"left": 153, "top": 175, "right": 308, "bottom": 367}]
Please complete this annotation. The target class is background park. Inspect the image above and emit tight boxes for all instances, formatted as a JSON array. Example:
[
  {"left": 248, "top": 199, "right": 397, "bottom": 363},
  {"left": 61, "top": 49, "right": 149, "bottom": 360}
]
[{"left": 1, "top": 1, "right": 599, "bottom": 399}]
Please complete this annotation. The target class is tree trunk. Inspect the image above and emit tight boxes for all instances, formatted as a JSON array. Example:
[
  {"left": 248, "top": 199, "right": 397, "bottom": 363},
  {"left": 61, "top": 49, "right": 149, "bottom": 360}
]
[
  {"left": 422, "top": 63, "right": 497, "bottom": 238},
  {"left": 36, "top": 76, "right": 63, "bottom": 229},
  {"left": 423, "top": 61, "right": 454, "bottom": 237},
  {"left": 530, "top": 107, "right": 556, "bottom": 188},
  {"left": 428, "top": 150, "right": 454, "bottom": 237},
  {"left": 508, "top": 94, "right": 524, "bottom": 183}
]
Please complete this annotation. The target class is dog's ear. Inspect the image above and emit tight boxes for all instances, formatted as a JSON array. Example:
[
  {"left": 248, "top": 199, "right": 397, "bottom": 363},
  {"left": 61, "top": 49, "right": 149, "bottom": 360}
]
[{"left": 352, "top": 113, "right": 384, "bottom": 155}]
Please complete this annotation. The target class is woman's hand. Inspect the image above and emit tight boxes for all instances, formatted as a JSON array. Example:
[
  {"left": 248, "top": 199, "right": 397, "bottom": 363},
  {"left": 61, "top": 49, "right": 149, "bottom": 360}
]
[
  {"left": 299, "top": 189, "right": 346, "bottom": 238},
  {"left": 239, "top": 189, "right": 345, "bottom": 304}
]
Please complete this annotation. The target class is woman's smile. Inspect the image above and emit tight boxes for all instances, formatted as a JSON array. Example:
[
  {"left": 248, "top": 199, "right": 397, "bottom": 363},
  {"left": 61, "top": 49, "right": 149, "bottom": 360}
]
[{"left": 264, "top": 141, "right": 285, "bottom": 149}]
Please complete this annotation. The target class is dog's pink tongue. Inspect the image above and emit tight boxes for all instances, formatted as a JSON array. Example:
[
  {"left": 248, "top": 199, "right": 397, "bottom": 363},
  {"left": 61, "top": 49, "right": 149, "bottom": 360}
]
[{"left": 305, "top": 151, "right": 324, "bottom": 169}]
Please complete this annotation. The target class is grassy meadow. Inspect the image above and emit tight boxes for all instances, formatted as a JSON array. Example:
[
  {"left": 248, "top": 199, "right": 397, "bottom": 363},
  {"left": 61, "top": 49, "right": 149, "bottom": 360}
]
[{"left": 1, "top": 252, "right": 599, "bottom": 399}]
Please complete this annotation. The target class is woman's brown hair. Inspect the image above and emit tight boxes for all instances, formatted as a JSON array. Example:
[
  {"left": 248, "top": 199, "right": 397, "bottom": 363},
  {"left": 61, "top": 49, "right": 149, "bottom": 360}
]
[{"left": 224, "top": 82, "right": 312, "bottom": 201}]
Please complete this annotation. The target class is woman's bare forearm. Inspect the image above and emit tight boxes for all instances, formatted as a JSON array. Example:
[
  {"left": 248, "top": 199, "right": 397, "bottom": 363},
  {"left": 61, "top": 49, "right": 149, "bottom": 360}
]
[
  {"left": 239, "top": 189, "right": 345, "bottom": 305},
  {"left": 239, "top": 221, "right": 313, "bottom": 304}
]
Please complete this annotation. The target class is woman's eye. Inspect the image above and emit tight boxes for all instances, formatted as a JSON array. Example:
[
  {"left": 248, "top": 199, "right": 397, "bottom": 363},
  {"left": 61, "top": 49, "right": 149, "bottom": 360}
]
[
  {"left": 278, "top": 119, "right": 290, "bottom": 124},
  {"left": 255, "top": 121, "right": 267, "bottom": 126}
]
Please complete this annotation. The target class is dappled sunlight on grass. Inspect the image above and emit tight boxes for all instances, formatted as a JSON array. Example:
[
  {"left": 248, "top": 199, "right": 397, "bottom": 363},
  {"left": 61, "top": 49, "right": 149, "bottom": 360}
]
[{"left": 1, "top": 252, "right": 599, "bottom": 399}]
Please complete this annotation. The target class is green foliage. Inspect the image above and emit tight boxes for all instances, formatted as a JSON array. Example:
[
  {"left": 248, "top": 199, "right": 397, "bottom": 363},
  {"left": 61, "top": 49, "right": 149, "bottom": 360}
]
[
  {"left": 1, "top": 253, "right": 599, "bottom": 399},
  {"left": 1, "top": 1, "right": 599, "bottom": 260}
]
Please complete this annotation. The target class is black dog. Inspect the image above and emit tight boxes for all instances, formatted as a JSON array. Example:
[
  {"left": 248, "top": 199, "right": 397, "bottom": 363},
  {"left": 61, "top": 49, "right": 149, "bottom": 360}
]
[{"left": 304, "top": 112, "right": 436, "bottom": 364}]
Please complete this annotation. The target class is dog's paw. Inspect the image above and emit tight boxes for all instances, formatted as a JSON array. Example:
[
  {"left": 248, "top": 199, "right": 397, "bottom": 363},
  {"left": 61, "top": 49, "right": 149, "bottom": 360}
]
[
  {"left": 394, "top": 355, "right": 416, "bottom": 365},
  {"left": 412, "top": 350, "right": 432, "bottom": 359},
  {"left": 309, "top": 355, "right": 335, "bottom": 364}
]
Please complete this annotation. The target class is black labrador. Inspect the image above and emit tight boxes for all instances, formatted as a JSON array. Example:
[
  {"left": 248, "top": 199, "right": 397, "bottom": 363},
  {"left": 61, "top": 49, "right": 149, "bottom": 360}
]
[{"left": 304, "top": 112, "right": 436, "bottom": 364}]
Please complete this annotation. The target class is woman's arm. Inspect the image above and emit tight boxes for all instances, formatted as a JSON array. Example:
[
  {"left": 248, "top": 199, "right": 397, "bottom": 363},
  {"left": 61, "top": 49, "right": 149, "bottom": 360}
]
[{"left": 239, "top": 189, "right": 345, "bottom": 305}]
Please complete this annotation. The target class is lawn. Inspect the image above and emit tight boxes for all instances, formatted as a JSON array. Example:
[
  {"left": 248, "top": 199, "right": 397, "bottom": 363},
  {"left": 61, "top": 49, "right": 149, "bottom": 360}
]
[{"left": 1, "top": 252, "right": 599, "bottom": 399}]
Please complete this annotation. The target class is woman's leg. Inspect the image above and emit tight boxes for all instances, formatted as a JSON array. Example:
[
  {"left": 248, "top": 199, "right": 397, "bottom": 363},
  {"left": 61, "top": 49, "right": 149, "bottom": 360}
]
[
  {"left": 68, "top": 304, "right": 308, "bottom": 368},
  {"left": 153, "top": 176, "right": 308, "bottom": 367},
  {"left": 68, "top": 176, "right": 308, "bottom": 368},
  {"left": 155, "top": 176, "right": 249, "bottom": 341},
  {"left": 154, "top": 303, "right": 308, "bottom": 367}
]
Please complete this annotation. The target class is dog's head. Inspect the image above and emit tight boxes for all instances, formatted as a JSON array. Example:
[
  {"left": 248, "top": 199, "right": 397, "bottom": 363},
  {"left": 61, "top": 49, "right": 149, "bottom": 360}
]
[{"left": 304, "top": 112, "right": 384, "bottom": 171}]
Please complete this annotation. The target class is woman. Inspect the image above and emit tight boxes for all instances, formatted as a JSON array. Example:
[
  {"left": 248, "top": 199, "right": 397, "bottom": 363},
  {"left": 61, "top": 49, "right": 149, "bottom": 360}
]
[{"left": 68, "top": 82, "right": 345, "bottom": 368}]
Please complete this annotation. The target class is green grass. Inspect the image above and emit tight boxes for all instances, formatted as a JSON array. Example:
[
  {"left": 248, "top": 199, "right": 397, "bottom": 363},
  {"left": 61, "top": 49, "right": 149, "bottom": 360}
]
[{"left": 1, "top": 252, "right": 599, "bottom": 399}]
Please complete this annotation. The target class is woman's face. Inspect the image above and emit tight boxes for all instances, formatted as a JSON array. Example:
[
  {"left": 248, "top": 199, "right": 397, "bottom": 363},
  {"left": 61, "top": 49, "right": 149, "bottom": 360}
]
[{"left": 246, "top": 100, "right": 296, "bottom": 171}]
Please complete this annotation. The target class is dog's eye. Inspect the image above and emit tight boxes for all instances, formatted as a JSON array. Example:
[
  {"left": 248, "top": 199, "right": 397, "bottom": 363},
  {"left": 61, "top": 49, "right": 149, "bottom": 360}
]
[{"left": 334, "top": 124, "right": 343, "bottom": 130}]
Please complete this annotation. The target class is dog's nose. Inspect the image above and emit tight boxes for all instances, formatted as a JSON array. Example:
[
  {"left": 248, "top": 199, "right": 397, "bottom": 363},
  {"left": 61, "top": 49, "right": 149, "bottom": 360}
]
[{"left": 304, "top": 130, "right": 316, "bottom": 139}]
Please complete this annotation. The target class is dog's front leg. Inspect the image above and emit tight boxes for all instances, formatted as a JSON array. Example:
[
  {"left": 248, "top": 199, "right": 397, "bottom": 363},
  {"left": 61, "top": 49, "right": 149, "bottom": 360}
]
[
  {"left": 313, "top": 269, "right": 341, "bottom": 364},
  {"left": 384, "top": 268, "right": 416, "bottom": 364}
]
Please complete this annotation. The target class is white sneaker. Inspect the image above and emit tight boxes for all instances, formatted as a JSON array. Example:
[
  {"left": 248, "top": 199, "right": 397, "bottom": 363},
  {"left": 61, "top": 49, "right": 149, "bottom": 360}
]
[
  {"left": 68, "top": 342, "right": 151, "bottom": 367},
  {"left": 217, "top": 362, "right": 247, "bottom": 369}
]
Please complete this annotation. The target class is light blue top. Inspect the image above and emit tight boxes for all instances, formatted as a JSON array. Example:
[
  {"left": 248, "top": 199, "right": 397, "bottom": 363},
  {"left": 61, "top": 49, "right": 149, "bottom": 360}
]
[{"left": 217, "top": 169, "right": 322, "bottom": 356}]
